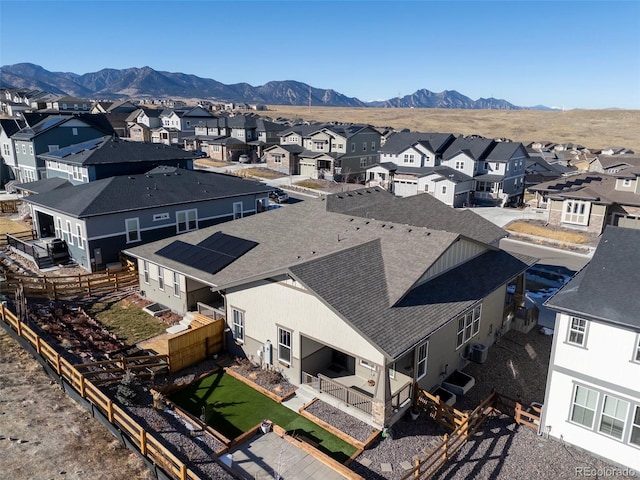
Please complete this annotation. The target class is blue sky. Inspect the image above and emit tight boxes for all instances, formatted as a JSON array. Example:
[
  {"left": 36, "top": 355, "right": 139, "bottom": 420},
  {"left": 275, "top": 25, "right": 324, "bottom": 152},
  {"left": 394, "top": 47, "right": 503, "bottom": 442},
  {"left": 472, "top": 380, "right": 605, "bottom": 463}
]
[{"left": 1, "top": 0, "right": 639, "bottom": 109}]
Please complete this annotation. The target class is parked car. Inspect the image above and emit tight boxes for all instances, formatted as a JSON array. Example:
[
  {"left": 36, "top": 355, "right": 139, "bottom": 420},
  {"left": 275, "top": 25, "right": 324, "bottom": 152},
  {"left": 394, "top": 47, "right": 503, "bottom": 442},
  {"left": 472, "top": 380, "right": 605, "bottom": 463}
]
[
  {"left": 269, "top": 188, "right": 289, "bottom": 203},
  {"left": 238, "top": 154, "right": 249, "bottom": 163}
]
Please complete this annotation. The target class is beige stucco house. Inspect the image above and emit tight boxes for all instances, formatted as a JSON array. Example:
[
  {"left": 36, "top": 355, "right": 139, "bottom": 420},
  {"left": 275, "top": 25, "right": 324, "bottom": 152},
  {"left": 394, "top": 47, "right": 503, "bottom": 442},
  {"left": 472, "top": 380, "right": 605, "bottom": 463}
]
[{"left": 125, "top": 188, "right": 535, "bottom": 427}]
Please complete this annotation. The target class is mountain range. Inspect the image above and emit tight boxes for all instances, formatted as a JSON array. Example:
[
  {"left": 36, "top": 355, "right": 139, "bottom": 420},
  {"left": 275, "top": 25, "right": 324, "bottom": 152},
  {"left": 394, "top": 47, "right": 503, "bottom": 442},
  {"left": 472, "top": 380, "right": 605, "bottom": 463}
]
[{"left": 1, "top": 63, "right": 537, "bottom": 110}]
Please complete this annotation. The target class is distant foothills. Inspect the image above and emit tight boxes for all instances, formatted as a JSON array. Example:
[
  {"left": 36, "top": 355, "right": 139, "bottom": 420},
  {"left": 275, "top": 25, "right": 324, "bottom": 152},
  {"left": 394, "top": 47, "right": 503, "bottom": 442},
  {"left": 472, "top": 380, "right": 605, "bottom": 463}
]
[{"left": 1, "top": 62, "right": 555, "bottom": 111}]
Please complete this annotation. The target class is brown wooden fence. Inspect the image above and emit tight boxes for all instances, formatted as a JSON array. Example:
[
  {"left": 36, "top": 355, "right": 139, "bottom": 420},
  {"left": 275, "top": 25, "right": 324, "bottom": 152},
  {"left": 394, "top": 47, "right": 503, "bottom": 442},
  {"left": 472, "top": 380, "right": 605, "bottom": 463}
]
[
  {"left": 166, "top": 313, "right": 225, "bottom": 372},
  {"left": 405, "top": 387, "right": 542, "bottom": 480},
  {"left": 0, "top": 270, "right": 139, "bottom": 299},
  {"left": 0, "top": 304, "right": 204, "bottom": 480},
  {"left": 0, "top": 229, "right": 36, "bottom": 247},
  {"left": 0, "top": 199, "right": 20, "bottom": 213}
]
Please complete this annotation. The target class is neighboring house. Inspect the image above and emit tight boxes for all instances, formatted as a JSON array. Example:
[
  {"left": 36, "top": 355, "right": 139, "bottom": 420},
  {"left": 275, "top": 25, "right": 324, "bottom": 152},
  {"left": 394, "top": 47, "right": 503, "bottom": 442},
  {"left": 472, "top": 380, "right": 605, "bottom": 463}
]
[
  {"left": 91, "top": 100, "right": 138, "bottom": 115},
  {"left": 9, "top": 114, "right": 115, "bottom": 182},
  {"left": 126, "top": 108, "right": 163, "bottom": 142},
  {"left": 124, "top": 188, "right": 534, "bottom": 428},
  {"left": 205, "top": 137, "right": 247, "bottom": 162},
  {"left": 263, "top": 144, "right": 304, "bottom": 175},
  {"left": 45, "top": 96, "right": 92, "bottom": 113},
  {"left": 589, "top": 155, "right": 640, "bottom": 174},
  {"left": 541, "top": 226, "right": 640, "bottom": 471},
  {"left": 151, "top": 126, "right": 180, "bottom": 145},
  {"left": 39, "top": 136, "right": 196, "bottom": 185},
  {"left": 160, "top": 106, "right": 213, "bottom": 136},
  {"left": 21, "top": 166, "right": 272, "bottom": 271},
  {"left": 368, "top": 133, "right": 527, "bottom": 206},
  {"left": 528, "top": 169, "right": 640, "bottom": 234},
  {"left": 293, "top": 124, "right": 381, "bottom": 181}
]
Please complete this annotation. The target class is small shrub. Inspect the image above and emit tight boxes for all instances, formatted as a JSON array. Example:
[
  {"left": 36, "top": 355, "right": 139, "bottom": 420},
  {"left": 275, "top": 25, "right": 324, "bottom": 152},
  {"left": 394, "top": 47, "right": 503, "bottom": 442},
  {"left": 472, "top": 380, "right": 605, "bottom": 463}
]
[
  {"left": 262, "top": 368, "right": 284, "bottom": 385},
  {"left": 116, "top": 370, "right": 140, "bottom": 406}
]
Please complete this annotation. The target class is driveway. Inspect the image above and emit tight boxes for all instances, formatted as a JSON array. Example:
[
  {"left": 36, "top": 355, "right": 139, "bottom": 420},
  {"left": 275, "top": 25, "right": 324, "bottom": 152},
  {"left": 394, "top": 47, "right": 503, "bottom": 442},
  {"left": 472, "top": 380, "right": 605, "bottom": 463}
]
[{"left": 463, "top": 206, "right": 548, "bottom": 228}]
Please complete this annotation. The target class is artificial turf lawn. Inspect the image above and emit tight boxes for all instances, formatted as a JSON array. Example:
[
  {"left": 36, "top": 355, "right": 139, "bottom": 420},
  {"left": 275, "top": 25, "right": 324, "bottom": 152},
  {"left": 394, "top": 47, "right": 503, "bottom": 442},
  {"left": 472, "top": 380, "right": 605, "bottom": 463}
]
[{"left": 170, "top": 370, "right": 357, "bottom": 462}]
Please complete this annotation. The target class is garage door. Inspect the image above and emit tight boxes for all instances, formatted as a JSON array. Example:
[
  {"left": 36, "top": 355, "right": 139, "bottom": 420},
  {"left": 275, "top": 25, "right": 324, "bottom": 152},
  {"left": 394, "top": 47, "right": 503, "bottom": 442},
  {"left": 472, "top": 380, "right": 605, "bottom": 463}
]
[
  {"left": 393, "top": 180, "right": 418, "bottom": 197},
  {"left": 614, "top": 215, "right": 640, "bottom": 229},
  {"left": 299, "top": 162, "right": 316, "bottom": 178}
]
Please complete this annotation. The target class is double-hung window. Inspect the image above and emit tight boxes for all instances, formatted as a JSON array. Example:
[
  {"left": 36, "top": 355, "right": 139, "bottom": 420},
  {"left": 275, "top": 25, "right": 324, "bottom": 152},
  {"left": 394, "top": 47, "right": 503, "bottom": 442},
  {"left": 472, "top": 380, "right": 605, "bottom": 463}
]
[
  {"left": 232, "top": 308, "right": 244, "bottom": 342},
  {"left": 570, "top": 385, "right": 598, "bottom": 428},
  {"left": 176, "top": 209, "right": 197, "bottom": 233},
  {"left": 599, "top": 395, "right": 628, "bottom": 440},
  {"left": 157, "top": 266, "right": 164, "bottom": 291},
  {"left": 142, "top": 261, "right": 149, "bottom": 284},
  {"left": 567, "top": 317, "right": 587, "bottom": 346},
  {"left": 631, "top": 406, "right": 640, "bottom": 447},
  {"left": 416, "top": 341, "right": 428, "bottom": 379},
  {"left": 278, "top": 327, "right": 292, "bottom": 365},
  {"left": 634, "top": 336, "right": 640, "bottom": 363},
  {"left": 76, "top": 225, "right": 84, "bottom": 250},
  {"left": 173, "top": 272, "right": 180, "bottom": 297},
  {"left": 125, "top": 218, "right": 140, "bottom": 243}
]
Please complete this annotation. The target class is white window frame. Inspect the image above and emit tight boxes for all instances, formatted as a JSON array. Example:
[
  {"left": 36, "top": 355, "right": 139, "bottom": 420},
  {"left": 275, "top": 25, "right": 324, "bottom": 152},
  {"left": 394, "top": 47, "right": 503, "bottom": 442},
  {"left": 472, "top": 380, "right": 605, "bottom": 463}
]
[
  {"left": 64, "top": 220, "right": 73, "bottom": 245},
  {"left": 416, "top": 341, "right": 428, "bottom": 380},
  {"left": 634, "top": 335, "right": 640, "bottom": 363},
  {"left": 233, "top": 202, "right": 243, "bottom": 220},
  {"left": 351, "top": 143, "right": 355, "bottom": 152},
  {"left": 623, "top": 179, "right": 631, "bottom": 187},
  {"left": 403, "top": 154, "right": 415, "bottom": 164},
  {"left": 360, "top": 359, "right": 376, "bottom": 371},
  {"left": 567, "top": 316, "right": 588, "bottom": 347},
  {"left": 29, "top": 145, "right": 33, "bottom": 155},
  {"left": 157, "top": 266, "right": 164, "bottom": 291},
  {"left": 55, "top": 217, "right": 62, "bottom": 238},
  {"left": 125, "top": 218, "right": 141, "bottom": 243},
  {"left": 456, "top": 305, "right": 482, "bottom": 349},
  {"left": 232, "top": 308, "right": 244, "bottom": 342},
  {"left": 562, "top": 199, "right": 591, "bottom": 226},
  {"left": 173, "top": 271, "right": 180, "bottom": 297},
  {"left": 313, "top": 141, "right": 325, "bottom": 151},
  {"left": 76, "top": 224, "right": 84, "bottom": 250},
  {"left": 273, "top": 154, "right": 283, "bottom": 164},
  {"left": 631, "top": 405, "right": 640, "bottom": 447},
  {"left": 599, "top": 395, "right": 629, "bottom": 440},
  {"left": 388, "top": 362, "right": 396, "bottom": 379},
  {"left": 142, "top": 260, "right": 149, "bottom": 284},
  {"left": 277, "top": 327, "right": 292, "bottom": 365},
  {"left": 176, "top": 209, "right": 197, "bottom": 233},
  {"left": 570, "top": 384, "right": 598, "bottom": 429},
  {"left": 455, "top": 161, "right": 464, "bottom": 170},
  {"left": 2, "top": 143, "right": 9, "bottom": 156}
]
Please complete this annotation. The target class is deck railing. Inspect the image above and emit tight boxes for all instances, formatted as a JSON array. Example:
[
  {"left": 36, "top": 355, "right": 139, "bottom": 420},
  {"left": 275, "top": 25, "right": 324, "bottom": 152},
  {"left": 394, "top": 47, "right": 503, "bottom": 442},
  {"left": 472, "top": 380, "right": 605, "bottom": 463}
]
[
  {"left": 391, "top": 381, "right": 412, "bottom": 409},
  {"left": 5, "top": 233, "right": 49, "bottom": 268},
  {"left": 302, "top": 371, "right": 373, "bottom": 415}
]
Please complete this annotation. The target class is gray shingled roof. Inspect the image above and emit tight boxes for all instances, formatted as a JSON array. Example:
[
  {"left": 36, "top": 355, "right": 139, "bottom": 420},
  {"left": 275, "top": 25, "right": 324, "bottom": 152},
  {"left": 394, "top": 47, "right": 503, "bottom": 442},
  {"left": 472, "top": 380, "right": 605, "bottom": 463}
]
[
  {"left": 529, "top": 172, "right": 640, "bottom": 207},
  {"left": 14, "top": 177, "right": 72, "bottom": 194},
  {"left": 125, "top": 196, "right": 532, "bottom": 358},
  {"left": 379, "top": 132, "right": 455, "bottom": 155},
  {"left": 38, "top": 136, "right": 197, "bottom": 166},
  {"left": 545, "top": 226, "right": 640, "bottom": 331},
  {"left": 485, "top": 141, "right": 526, "bottom": 162},
  {"left": 23, "top": 167, "right": 272, "bottom": 218},
  {"left": 325, "top": 187, "right": 506, "bottom": 245},
  {"left": 442, "top": 137, "right": 496, "bottom": 161}
]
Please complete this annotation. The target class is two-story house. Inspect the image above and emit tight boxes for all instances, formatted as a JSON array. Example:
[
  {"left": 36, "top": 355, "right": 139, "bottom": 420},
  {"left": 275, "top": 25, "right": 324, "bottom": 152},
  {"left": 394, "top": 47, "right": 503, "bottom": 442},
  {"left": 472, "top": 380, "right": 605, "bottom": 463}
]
[
  {"left": 9, "top": 114, "right": 116, "bottom": 183},
  {"left": 21, "top": 166, "right": 272, "bottom": 271},
  {"left": 295, "top": 124, "right": 381, "bottom": 181},
  {"left": 126, "top": 107, "right": 163, "bottom": 143},
  {"left": 540, "top": 226, "right": 640, "bottom": 471},
  {"left": 368, "top": 134, "right": 527, "bottom": 207},
  {"left": 1, "top": 114, "right": 48, "bottom": 186},
  {"left": 38, "top": 136, "right": 196, "bottom": 185},
  {"left": 124, "top": 188, "right": 533, "bottom": 428}
]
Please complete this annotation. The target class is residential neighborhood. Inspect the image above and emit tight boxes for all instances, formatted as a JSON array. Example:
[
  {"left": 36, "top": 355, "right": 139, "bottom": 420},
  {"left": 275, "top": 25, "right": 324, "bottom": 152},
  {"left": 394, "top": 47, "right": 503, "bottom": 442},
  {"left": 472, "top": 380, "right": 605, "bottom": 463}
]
[{"left": 0, "top": 88, "right": 638, "bottom": 480}]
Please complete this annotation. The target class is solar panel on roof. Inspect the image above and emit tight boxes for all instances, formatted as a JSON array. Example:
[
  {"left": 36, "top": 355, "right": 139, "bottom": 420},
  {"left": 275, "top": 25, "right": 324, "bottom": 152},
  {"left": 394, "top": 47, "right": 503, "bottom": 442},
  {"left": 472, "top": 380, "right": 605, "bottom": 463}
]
[{"left": 156, "top": 232, "right": 257, "bottom": 275}]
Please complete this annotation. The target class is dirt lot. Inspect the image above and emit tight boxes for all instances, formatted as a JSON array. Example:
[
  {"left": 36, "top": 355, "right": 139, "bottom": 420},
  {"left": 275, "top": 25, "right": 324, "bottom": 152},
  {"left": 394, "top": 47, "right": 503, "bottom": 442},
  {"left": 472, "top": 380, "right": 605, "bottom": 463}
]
[{"left": 0, "top": 329, "right": 153, "bottom": 480}]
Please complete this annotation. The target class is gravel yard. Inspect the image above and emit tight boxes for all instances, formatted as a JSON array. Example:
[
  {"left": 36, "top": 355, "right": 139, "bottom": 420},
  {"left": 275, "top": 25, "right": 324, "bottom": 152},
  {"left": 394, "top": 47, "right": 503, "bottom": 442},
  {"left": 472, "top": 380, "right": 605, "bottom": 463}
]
[
  {"left": 348, "top": 327, "right": 626, "bottom": 480},
  {"left": 304, "top": 398, "right": 376, "bottom": 444}
]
